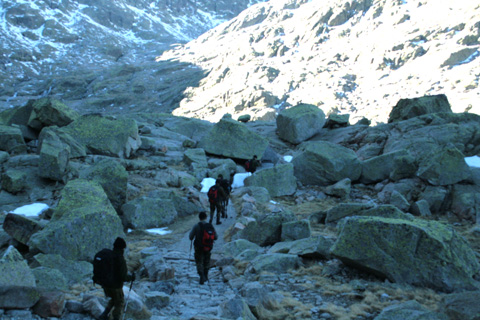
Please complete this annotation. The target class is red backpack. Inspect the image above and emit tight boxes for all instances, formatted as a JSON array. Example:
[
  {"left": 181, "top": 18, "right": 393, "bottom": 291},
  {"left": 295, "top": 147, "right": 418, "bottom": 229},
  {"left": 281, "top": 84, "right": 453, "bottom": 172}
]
[
  {"left": 208, "top": 186, "right": 218, "bottom": 203},
  {"left": 198, "top": 222, "right": 215, "bottom": 252},
  {"left": 245, "top": 160, "right": 251, "bottom": 172}
]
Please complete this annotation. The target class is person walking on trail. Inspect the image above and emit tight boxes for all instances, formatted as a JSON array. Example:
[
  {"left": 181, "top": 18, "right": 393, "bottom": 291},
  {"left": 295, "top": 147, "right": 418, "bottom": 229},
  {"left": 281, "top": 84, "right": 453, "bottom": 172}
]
[
  {"left": 207, "top": 179, "right": 227, "bottom": 225},
  {"left": 217, "top": 174, "right": 232, "bottom": 218},
  {"left": 189, "top": 211, "right": 218, "bottom": 285},
  {"left": 245, "top": 155, "right": 260, "bottom": 173},
  {"left": 96, "top": 237, "right": 135, "bottom": 320}
]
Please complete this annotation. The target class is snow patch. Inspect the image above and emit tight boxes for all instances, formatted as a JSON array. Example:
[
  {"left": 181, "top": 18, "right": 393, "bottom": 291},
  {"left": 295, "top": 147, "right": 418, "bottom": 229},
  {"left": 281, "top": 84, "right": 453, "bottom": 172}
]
[
  {"left": 465, "top": 156, "right": 480, "bottom": 168},
  {"left": 145, "top": 227, "right": 172, "bottom": 235},
  {"left": 284, "top": 155, "right": 293, "bottom": 162},
  {"left": 10, "top": 203, "right": 49, "bottom": 217},
  {"left": 231, "top": 173, "right": 252, "bottom": 189}
]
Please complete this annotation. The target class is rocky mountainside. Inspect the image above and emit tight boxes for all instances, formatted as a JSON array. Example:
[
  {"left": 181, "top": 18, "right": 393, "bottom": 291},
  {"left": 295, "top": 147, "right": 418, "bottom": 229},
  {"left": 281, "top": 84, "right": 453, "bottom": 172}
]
[
  {"left": 0, "top": 0, "right": 265, "bottom": 114},
  {"left": 160, "top": 0, "right": 480, "bottom": 124}
]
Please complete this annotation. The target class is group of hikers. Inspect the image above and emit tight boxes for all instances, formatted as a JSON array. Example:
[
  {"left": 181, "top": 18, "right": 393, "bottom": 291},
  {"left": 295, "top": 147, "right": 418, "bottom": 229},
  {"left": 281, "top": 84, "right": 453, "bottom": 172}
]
[{"left": 92, "top": 155, "right": 262, "bottom": 319}]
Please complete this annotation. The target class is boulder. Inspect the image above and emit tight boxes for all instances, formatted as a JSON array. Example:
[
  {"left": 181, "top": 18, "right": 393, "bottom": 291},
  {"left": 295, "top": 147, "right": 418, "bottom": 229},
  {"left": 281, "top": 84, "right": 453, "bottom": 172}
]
[
  {"left": 441, "top": 291, "right": 480, "bottom": 320},
  {"left": 79, "top": 158, "right": 128, "bottom": 212},
  {"left": 198, "top": 117, "right": 268, "bottom": 160},
  {"left": 27, "top": 98, "right": 79, "bottom": 130},
  {"left": 388, "top": 94, "right": 452, "bottom": 123},
  {"left": 244, "top": 163, "right": 297, "bottom": 197},
  {"left": 231, "top": 186, "right": 271, "bottom": 203},
  {"left": 324, "top": 178, "right": 351, "bottom": 199},
  {"left": 207, "top": 158, "right": 237, "bottom": 179},
  {"left": 292, "top": 141, "right": 362, "bottom": 186},
  {"left": 288, "top": 235, "right": 335, "bottom": 259},
  {"left": 361, "top": 150, "right": 415, "bottom": 184},
  {"left": 62, "top": 114, "right": 141, "bottom": 158},
  {"left": 38, "top": 129, "right": 70, "bottom": 181},
  {"left": 38, "top": 126, "right": 86, "bottom": 159},
  {"left": 28, "top": 179, "right": 124, "bottom": 261},
  {"left": 450, "top": 184, "right": 480, "bottom": 222},
  {"left": 144, "top": 291, "right": 170, "bottom": 310},
  {"left": 32, "top": 291, "right": 66, "bottom": 318},
  {"left": 324, "top": 113, "right": 350, "bottom": 128},
  {"left": 239, "top": 210, "right": 295, "bottom": 246},
  {"left": 121, "top": 196, "right": 177, "bottom": 229},
  {"left": 374, "top": 300, "right": 448, "bottom": 320},
  {"left": 331, "top": 216, "right": 480, "bottom": 292},
  {"left": 219, "top": 296, "right": 256, "bottom": 320},
  {"left": 416, "top": 146, "right": 471, "bottom": 186},
  {"left": 410, "top": 199, "right": 432, "bottom": 217},
  {"left": 246, "top": 253, "right": 303, "bottom": 274},
  {"left": 140, "top": 255, "right": 174, "bottom": 282},
  {"left": 389, "top": 190, "right": 410, "bottom": 212},
  {"left": 33, "top": 253, "right": 92, "bottom": 284},
  {"left": 223, "top": 239, "right": 261, "bottom": 258},
  {"left": 0, "top": 125, "right": 27, "bottom": 154},
  {"left": 183, "top": 148, "right": 208, "bottom": 180},
  {"left": 276, "top": 104, "right": 326, "bottom": 144},
  {"left": 325, "top": 203, "right": 372, "bottom": 224},
  {"left": 0, "top": 286, "right": 41, "bottom": 309},
  {"left": 1, "top": 169, "right": 28, "bottom": 193},
  {"left": 3, "top": 213, "right": 43, "bottom": 245},
  {"left": 281, "top": 219, "right": 311, "bottom": 241},
  {"left": 32, "top": 267, "right": 69, "bottom": 291},
  {"left": 0, "top": 246, "right": 36, "bottom": 287},
  {"left": 418, "top": 186, "right": 449, "bottom": 215}
]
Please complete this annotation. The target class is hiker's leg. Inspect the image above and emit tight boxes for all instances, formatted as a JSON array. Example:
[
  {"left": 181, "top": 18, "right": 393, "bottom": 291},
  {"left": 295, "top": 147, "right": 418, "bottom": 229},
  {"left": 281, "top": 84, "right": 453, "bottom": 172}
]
[
  {"left": 110, "top": 288, "right": 125, "bottom": 320},
  {"left": 215, "top": 203, "right": 221, "bottom": 224},
  {"left": 204, "top": 251, "right": 211, "bottom": 281},
  {"left": 195, "top": 249, "right": 206, "bottom": 284},
  {"left": 101, "top": 287, "right": 115, "bottom": 319},
  {"left": 209, "top": 203, "right": 215, "bottom": 223}
]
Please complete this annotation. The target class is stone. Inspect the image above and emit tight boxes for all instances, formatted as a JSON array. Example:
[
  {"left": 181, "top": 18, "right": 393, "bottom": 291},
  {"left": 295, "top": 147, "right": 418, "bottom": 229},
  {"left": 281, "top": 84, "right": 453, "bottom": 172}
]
[
  {"left": 38, "top": 130, "right": 70, "bottom": 181},
  {"left": 0, "top": 125, "right": 27, "bottom": 154},
  {"left": 441, "top": 291, "right": 480, "bottom": 320},
  {"left": 276, "top": 104, "right": 326, "bottom": 144},
  {"left": 62, "top": 114, "right": 141, "bottom": 158},
  {"left": 324, "top": 113, "right": 350, "bottom": 128},
  {"left": 223, "top": 239, "right": 261, "bottom": 258},
  {"left": 32, "top": 267, "right": 69, "bottom": 291},
  {"left": 1, "top": 169, "right": 28, "bottom": 193},
  {"left": 198, "top": 117, "right": 268, "bottom": 160},
  {"left": 325, "top": 203, "right": 373, "bottom": 224},
  {"left": 140, "top": 255, "right": 175, "bottom": 282},
  {"left": 144, "top": 291, "right": 170, "bottom": 310},
  {"left": 2, "top": 213, "right": 43, "bottom": 245},
  {"left": 324, "top": 178, "right": 351, "bottom": 199},
  {"left": 418, "top": 186, "right": 448, "bottom": 215},
  {"left": 183, "top": 148, "right": 208, "bottom": 180},
  {"left": 288, "top": 235, "right": 335, "bottom": 259},
  {"left": 232, "top": 186, "right": 271, "bottom": 203},
  {"left": 32, "top": 291, "right": 66, "bottom": 318},
  {"left": 361, "top": 150, "right": 414, "bottom": 184},
  {"left": 0, "top": 246, "right": 36, "bottom": 287},
  {"left": 39, "top": 126, "right": 86, "bottom": 158},
  {"left": 121, "top": 196, "right": 177, "bottom": 229},
  {"left": 244, "top": 163, "right": 297, "bottom": 197},
  {"left": 410, "top": 199, "right": 432, "bottom": 217},
  {"left": 219, "top": 295, "right": 257, "bottom": 320},
  {"left": 28, "top": 179, "right": 124, "bottom": 261},
  {"left": 33, "top": 253, "right": 93, "bottom": 284},
  {"left": 281, "top": 219, "right": 311, "bottom": 241},
  {"left": 246, "top": 253, "right": 303, "bottom": 274},
  {"left": 27, "top": 97, "right": 79, "bottom": 130},
  {"left": 239, "top": 210, "right": 295, "bottom": 246},
  {"left": 450, "top": 184, "right": 480, "bottom": 222},
  {"left": 331, "top": 216, "right": 480, "bottom": 292},
  {"left": 389, "top": 190, "right": 410, "bottom": 212},
  {"left": 388, "top": 94, "right": 452, "bottom": 123},
  {"left": 79, "top": 158, "right": 128, "bottom": 212},
  {"left": 292, "top": 141, "right": 362, "bottom": 186},
  {"left": 0, "top": 286, "right": 41, "bottom": 309},
  {"left": 374, "top": 300, "right": 448, "bottom": 320},
  {"left": 238, "top": 114, "right": 251, "bottom": 122}
]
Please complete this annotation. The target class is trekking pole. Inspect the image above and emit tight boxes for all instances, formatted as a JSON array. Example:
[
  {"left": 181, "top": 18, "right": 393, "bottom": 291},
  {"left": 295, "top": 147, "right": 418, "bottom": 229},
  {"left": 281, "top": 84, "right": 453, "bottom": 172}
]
[{"left": 122, "top": 278, "right": 134, "bottom": 320}]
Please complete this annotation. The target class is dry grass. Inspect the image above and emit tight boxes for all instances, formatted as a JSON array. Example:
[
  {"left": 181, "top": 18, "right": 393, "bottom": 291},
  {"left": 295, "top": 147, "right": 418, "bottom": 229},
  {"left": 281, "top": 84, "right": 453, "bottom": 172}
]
[{"left": 255, "top": 291, "right": 313, "bottom": 320}]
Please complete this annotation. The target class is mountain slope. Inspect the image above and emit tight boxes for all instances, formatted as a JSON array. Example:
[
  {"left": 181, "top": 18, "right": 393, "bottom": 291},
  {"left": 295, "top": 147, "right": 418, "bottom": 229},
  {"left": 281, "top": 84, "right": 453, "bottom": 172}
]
[{"left": 159, "top": 0, "right": 480, "bottom": 124}]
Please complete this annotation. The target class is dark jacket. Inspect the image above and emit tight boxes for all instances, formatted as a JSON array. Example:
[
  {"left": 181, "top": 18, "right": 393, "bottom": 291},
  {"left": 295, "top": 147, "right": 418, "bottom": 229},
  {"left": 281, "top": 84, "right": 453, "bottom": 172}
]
[
  {"left": 111, "top": 248, "right": 133, "bottom": 289},
  {"left": 189, "top": 221, "right": 218, "bottom": 249},
  {"left": 218, "top": 178, "right": 231, "bottom": 195},
  {"left": 208, "top": 185, "right": 227, "bottom": 203}
]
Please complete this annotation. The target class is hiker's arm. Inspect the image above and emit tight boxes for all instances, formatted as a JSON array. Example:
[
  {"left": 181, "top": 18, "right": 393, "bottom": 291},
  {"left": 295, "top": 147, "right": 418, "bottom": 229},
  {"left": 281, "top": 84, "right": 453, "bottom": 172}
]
[
  {"left": 189, "top": 224, "right": 197, "bottom": 241},
  {"left": 119, "top": 257, "right": 133, "bottom": 282}
]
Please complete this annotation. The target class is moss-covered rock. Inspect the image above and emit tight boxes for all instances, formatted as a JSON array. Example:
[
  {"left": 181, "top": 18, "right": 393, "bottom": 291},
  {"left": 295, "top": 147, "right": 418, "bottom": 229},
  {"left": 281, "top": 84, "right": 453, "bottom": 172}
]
[
  {"left": 33, "top": 253, "right": 93, "bottom": 284},
  {"left": 39, "top": 126, "right": 86, "bottom": 158},
  {"left": 276, "top": 103, "right": 326, "bottom": 144},
  {"left": 292, "top": 140, "right": 362, "bottom": 186},
  {"left": 281, "top": 219, "right": 311, "bottom": 241},
  {"left": 28, "top": 179, "right": 124, "bottom": 261},
  {"left": 32, "top": 267, "right": 69, "bottom": 291},
  {"left": 246, "top": 253, "right": 303, "bottom": 274},
  {"left": 0, "top": 246, "right": 36, "bottom": 287},
  {"left": 27, "top": 98, "right": 79, "bottom": 130},
  {"left": 62, "top": 114, "right": 141, "bottom": 158},
  {"left": 239, "top": 210, "right": 295, "bottom": 246},
  {"left": 361, "top": 149, "right": 415, "bottom": 184},
  {"left": 1, "top": 169, "right": 28, "bottom": 193},
  {"left": 223, "top": 239, "right": 261, "bottom": 258},
  {"left": 388, "top": 94, "right": 452, "bottom": 123},
  {"left": 79, "top": 159, "right": 128, "bottom": 212},
  {"left": 374, "top": 300, "right": 448, "bottom": 320},
  {"left": 331, "top": 216, "right": 480, "bottom": 292},
  {"left": 121, "top": 196, "right": 177, "bottom": 229},
  {"left": 244, "top": 163, "right": 297, "bottom": 197},
  {"left": 3, "top": 213, "right": 43, "bottom": 245},
  {"left": 38, "top": 130, "right": 70, "bottom": 181},
  {"left": 0, "top": 125, "right": 27, "bottom": 154},
  {"left": 198, "top": 117, "right": 268, "bottom": 160}
]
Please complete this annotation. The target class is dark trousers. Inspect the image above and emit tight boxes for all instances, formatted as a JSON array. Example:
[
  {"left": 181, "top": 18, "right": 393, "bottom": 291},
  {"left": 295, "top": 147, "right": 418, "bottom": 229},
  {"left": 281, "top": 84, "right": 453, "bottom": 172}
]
[
  {"left": 209, "top": 202, "right": 222, "bottom": 223},
  {"left": 194, "top": 247, "right": 211, "bottom": 279},
  {"left": 103, "top": 287, "right": 125, "bottom": 320}
]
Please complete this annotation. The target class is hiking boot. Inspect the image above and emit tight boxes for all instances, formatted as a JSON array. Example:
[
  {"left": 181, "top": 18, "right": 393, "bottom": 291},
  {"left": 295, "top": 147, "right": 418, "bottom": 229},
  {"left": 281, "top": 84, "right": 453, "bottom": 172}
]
[
  {"left": 199, "top": 273, "right": 205, "bottom": 285},
  {"left": 216, "top": 221, "right": 222, "bottom": 225},
  {"left": 204, "top": 269, "right": 209, "bottom": 282},
  {"left": 98, "top": 308, "right": 110, "bottom": 320}
]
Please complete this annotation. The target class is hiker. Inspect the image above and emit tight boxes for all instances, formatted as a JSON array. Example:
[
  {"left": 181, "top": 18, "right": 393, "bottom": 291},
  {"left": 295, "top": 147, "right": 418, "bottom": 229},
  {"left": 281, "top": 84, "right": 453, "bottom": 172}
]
[
  {"left": 189, "top": 211, "right": 218, "bottom": 285},
  {"left": 245, "top": 155, "right": 260, "bottom": 173},
  {"left": 207, "top": 179, "right": 227, "bottom": 225},
  {"left": 217, "top": 174, "right": 232, "bottom": 218},
  {"left": 96, "top": 237, "right": 135, "bottom": 320}
]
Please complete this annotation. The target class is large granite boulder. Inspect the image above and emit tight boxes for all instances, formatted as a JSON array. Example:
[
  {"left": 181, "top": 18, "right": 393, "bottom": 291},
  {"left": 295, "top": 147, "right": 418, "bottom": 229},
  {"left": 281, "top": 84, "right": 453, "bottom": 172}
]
[
  {"left": 183, "top": 148, "right": 208, "bottom": 180},
  {"left": 288, "top": 235, "right": 335, "bottom": 259},
  {"left": 416, "top": 146, "right": 471, "bottom": 186},
  {"left": 0, "top": 125, "right": 27, "bottom": 154},
  {"left": 331, "top": 216, "right": 480, "bottom": 292},
  {"left": 276, "top": 104, "right": 326, "bottom": 144},
  {"left": 33, "top": 253, "right": 92, "bottom": 284},
  {"left": 79, "top": 158, "right": 128, "bottom": 212},
  {"left": 28, "top": 179, "right": 124, "bottom": 261},
  {"left": 244, "top": 163, "right": 297, "bottom": 197},
  {"left": 61, "top": 114, "right": 141, "bottom": 158},
  {"left": 38, "top": 126, "right": 86, "bottom": 158},
  {"left": 223, "top": 239, "right": 262, "bottom": 258},
  {"left": 27, "top": 98, "right": 79, "bottom": 130},
  {"left": 1, "top": 169, "right": 28, "bottom": 193},
  {"left": 450, "top": 184, "right": 480, "bottom": 222},
  {"left": 32, "top": 267, "right": 69, "bottom": 291},
  {"left": 292, "top": 141, "right": 361, "bottom": 186},
  {"left": 281, "top": 219, "right": 311, "bottom": 241},
  {"left": 388, "top": 94, "right": 452, "bottom": 123},
  {"left": 219, "top": 296, "right": 256, "bottom": 320},
  {"left": 440, "top": 291, "right": 480, "bottom": 320},
  {"left": 246, "top": 253, "right": 303, "bottom": 274},
  {"left": 325, "top": 204, "right": 411, "bottom": 224},
  {"left": 38, "top": 129, "right": 70, "bottom": 181},
  {"left": 239, "top": 210, "right": 295, "bottom": 246},
  {"left": 2, "top": 213, "right": 43, "bottom": 245},
  {"left": 361, "top": 149, "right": 416, "bottom": 184},
  {"left": 198, "top": 117, "right": 268, "bottom": 160},
  {"left": 121, "top": 196, "right": 177, "bottom": 229}
]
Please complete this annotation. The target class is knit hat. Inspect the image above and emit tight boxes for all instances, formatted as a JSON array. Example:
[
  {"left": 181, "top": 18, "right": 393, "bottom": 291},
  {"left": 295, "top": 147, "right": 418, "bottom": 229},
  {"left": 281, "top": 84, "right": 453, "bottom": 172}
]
[{"left": 113, "top": 237, "right": 127, "bottom": 249}]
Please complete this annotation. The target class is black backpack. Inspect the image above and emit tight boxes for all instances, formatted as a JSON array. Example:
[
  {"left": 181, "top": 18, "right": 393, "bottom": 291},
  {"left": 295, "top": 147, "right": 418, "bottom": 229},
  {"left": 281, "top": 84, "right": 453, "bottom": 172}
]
[
  {"left": 93, "top": 248, "right": 115, "bottom": 287},
  {"left": 197, "top": 222, "right": 215, "bottom": 252}
]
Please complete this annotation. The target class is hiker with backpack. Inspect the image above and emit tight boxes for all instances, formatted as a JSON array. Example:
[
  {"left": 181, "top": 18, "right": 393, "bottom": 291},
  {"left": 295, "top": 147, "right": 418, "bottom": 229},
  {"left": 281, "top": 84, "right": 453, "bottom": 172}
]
[
  {"left": 245, "top": 155, "right": 260, "bottom": 173},
  {"left": 207, "top": 179, "right": 227, "bottom": 225},
  {"left": 189, "top": 211, "right": 218, "bottom": 285},
  {"left": 217, "top": 173, "right": 232, "bottom": 218},
  {"left": 93, "top": 237, "right": 135, "bottom": 320}
]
